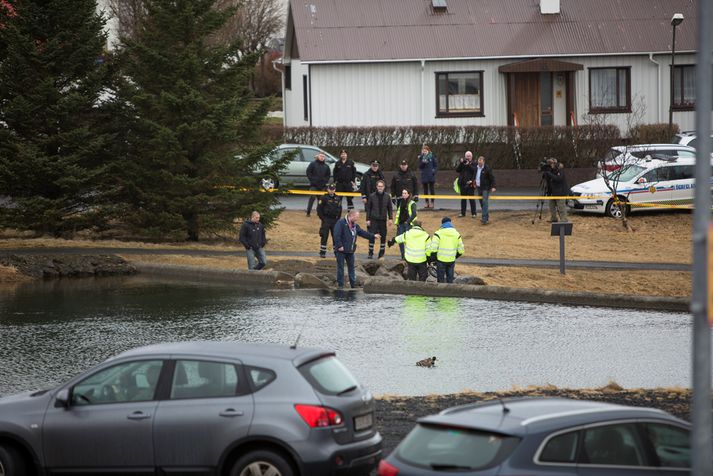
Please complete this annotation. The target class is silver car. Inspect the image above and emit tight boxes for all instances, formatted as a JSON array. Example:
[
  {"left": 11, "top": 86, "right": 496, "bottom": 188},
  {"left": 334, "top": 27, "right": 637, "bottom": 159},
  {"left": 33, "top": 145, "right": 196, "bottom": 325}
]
[
  {"left": 260, "top": 144, "right": 370, "bottom": 190},
  {"left": 0, "top": 341, "right": 382, "bottom": 476}
]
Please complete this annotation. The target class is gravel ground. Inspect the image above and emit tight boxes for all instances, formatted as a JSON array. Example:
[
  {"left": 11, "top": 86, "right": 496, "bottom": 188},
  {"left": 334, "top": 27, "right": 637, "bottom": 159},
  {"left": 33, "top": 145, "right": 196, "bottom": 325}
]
[{"left": 375, "top": 386, "right": 693, "bottom": 455}]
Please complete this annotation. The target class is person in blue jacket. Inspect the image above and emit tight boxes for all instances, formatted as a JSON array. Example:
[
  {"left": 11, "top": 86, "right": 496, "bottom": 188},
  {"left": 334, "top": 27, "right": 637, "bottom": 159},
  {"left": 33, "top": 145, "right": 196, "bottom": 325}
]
[
  {"left": 418, "top": 144, "right": 438, "bottom": 209},
  {"left": 333, "top": 209, "right": 380, "bottom": 289}
]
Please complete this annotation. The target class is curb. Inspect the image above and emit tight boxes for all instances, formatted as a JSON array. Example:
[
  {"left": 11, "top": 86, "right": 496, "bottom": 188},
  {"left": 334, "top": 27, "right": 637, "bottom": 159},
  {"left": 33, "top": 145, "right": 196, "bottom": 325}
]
[
  {"left": 134, "top": 262, "right": 294, "bottom": 287},
  {"left": 362, "top": 278, "right": 689, "bottom": 312}
]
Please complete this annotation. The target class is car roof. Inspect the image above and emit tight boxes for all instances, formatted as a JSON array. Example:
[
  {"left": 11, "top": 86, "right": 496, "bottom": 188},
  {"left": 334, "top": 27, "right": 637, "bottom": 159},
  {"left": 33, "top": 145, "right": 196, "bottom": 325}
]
[
  {"left": 112, "top": 341, "right": 332, "bottom": 367},
  {"left": 613, "top": 144, "right": 696, "bottom": 152},
  {"left": 417, "top": 398, "right": 683, "bottom": 436}
]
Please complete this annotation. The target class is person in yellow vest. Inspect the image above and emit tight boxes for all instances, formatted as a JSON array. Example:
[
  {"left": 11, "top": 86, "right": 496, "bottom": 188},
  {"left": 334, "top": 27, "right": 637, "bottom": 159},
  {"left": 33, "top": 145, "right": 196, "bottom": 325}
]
[
  {"left": 429, "top": 216, "right": 465, "bottom": 283},
  {"left": 393, "top": 188, "right": 418, "bottom": 260},
  {"left": 389, "top": 219, "right": 430, "bottom": 281}
]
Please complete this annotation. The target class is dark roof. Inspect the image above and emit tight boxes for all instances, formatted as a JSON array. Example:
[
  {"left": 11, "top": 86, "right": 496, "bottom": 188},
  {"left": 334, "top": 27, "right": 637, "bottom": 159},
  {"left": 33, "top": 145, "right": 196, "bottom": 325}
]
[{"left": 289, "top": 0, "right": 699, "bottom": 63}]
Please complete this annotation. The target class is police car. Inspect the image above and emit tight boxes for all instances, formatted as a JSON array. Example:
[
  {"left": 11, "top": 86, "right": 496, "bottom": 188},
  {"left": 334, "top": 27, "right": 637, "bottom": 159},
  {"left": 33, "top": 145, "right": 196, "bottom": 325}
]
[{"left": 568, "top": 156, "right": 709, "bottom": 218}]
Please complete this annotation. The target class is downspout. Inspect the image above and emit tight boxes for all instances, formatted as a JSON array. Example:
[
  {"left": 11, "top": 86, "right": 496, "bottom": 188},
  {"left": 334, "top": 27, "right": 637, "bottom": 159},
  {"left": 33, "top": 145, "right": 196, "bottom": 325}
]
[
  {"left": 648, "top": 53, "right": 661, "bottom": 123},
  {"left": 420, "top": 59, "right": 425, "bottom": 125},
  {"left": 272, "top": 59, "right": 285, "bottom": 128}
]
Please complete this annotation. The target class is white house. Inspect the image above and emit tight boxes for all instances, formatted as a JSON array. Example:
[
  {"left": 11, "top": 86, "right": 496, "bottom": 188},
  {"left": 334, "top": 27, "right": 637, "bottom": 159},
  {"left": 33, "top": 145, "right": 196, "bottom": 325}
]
[{"left": 282, "top": 0, "right": 704, "bottom": 133}]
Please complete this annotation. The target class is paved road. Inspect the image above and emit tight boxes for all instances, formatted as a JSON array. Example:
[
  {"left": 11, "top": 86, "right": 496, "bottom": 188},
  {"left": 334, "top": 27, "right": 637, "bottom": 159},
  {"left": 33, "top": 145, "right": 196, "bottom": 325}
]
[{"left": 280, "top": 187, "right": 544, "bottom": 212}]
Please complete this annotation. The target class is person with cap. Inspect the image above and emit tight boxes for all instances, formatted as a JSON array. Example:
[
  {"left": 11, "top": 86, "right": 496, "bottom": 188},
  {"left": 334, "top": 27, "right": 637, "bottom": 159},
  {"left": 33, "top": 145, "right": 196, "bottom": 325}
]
[
  {"left": 365, "top": 180, "right": 393, "bottom": 259},
  {"left": 389, "top": 219, "right": 430, "bottom": 281},
  {"left": 393, "top": 188, "right": 418, "bottom": 260},
  {"left": 456, "top": 151, "right": 477, "bottom": 218},
  {"left": 333, "top": 209, "right": 380, "bottom": 289},
  {"left": 429, "top": 217, "right": 465, "bottom": 283},
  {"left": 316, "top": 183, "right": 343, "bottom": 258},
  {"left": 391, "top": 159, "right": 419, "bottom": 210},
  {"left": 333, "top": 149, "right": 356, "bottom": 210},
  {"left": 418, "top": 144, "right": 438, "bottom": 209},
  {"left": 360, "top": 160, "right": 384, "bottom": 207},
  {"left": 475, "top": 155, "right": 496, "bottom": 225},
  {"left": 305, "top": 152, "right": 331, "bottom": 217}
]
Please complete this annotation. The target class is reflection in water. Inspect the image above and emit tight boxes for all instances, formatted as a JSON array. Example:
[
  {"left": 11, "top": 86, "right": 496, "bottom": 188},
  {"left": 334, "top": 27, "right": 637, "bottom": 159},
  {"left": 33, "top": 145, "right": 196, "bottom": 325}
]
[{"left": 0, "top": 275, "right": 699, "bottom": 397}]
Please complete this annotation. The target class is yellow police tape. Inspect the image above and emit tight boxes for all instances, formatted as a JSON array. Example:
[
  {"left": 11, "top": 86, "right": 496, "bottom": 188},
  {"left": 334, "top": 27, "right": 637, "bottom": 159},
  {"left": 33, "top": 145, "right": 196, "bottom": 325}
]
[{"left": 282, "top": 189, "right": 695, "bottom": 210}]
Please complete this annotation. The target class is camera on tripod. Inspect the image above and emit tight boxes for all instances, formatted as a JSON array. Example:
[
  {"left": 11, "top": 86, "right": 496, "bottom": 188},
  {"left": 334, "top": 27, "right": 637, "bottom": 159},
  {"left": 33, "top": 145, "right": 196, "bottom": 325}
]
[{"left": 539, "top": 157, "right": 559, "bottom": 173}]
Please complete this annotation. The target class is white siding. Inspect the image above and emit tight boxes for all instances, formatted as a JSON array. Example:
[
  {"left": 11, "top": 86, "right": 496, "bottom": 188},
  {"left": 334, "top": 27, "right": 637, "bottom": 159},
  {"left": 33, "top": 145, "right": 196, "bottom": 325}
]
[{"left": 283, "top": 60, "right": 310, "bottom": 127}]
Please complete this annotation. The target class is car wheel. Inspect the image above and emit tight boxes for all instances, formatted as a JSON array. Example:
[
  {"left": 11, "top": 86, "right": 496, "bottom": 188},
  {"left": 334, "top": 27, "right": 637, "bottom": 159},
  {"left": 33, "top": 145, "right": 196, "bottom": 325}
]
[
  {"left": 353, "top": 173, "right": 363, "bottom": 192},
  {"left": 605, "top": 197, "right": 629, "bottom": 219},
  {"left": 261, "top": 177, "right": 279, "bottom": 191},
  {"left": 230, "top": 450, "right": 294, "bottom": 476},
  {"left": 0, "top": 445, "right": 28, "bottom": 476}
]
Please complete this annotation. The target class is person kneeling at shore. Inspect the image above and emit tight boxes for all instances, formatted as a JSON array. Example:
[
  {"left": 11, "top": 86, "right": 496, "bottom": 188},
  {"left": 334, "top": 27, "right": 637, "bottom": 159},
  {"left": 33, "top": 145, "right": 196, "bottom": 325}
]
[
  {"left": 333, "top": 210, "right": 380, "bottom": 289},
  {"left": 389, "top": 220, "right": 430, "bottom": 281}
]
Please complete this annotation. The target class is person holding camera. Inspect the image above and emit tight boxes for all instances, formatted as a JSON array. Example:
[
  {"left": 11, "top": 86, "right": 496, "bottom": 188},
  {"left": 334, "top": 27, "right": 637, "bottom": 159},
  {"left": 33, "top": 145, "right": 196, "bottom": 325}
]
[
  {"left": 542, "top": 158, "right": 569, "bottom": 222},
  {"left": 456, "top": 151, "right": 477, "bottom": 217}
]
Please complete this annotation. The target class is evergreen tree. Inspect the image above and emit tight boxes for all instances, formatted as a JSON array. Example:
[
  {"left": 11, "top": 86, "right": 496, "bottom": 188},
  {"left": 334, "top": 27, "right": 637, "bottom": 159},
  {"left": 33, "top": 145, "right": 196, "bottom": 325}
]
[
  {"left": 0, "top": 0, "right": 112, "bottom": 236},
  {"left": 110, "top": 0, "right": 283, "bottom": 241}
]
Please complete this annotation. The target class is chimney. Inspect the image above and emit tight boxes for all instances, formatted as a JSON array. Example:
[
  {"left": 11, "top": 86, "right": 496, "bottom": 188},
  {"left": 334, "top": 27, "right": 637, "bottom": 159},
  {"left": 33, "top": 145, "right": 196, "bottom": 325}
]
[{"left": 540, "top": 0, "right": 560, "bottom": 15}]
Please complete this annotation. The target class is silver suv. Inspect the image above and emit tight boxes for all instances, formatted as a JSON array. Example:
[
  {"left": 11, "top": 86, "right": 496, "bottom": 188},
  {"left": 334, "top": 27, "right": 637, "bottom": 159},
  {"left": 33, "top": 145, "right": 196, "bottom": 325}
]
[{"left": 0, "top": 342, "right": 382, "bottom": 476}]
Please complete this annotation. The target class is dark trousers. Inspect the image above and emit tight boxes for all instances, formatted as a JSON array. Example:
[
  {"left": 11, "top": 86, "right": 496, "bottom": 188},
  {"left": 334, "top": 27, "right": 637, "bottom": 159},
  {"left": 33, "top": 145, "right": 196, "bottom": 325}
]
[
  {"left": 407, "top": 262, "right": 428, "bottom": 281},
  {"left": 368, "top": 219, "right": 387, "bottom": 257},
  {"left": 396, "top": 222, "right": 410, "bottom": 259},
  {"left": 307, "top": 186, "right": 325, "bottom": 214},
  {"left": 460, "top": 186, "right": 476, "bottom": 216},
  {"left": 335, "top": 182, "right": 354, "bottom": 210},
  {"left": 335, "top": 251, "right": 356, "bottom": 288},
  {"left": 319, "top": 218, "right": 337, "bottom": 255},
  {"left": 422, "top": 182, "right": 435, "bottom": 204},
  {"left": 436, "top": 261, "right": 455, "bottom": 283}
]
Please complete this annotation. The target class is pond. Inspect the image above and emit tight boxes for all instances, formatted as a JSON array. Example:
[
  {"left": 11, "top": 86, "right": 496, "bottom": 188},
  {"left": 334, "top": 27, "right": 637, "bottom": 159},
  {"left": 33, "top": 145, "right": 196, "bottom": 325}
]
[{"left": 0, "top": 275, "right": 696, "bottom": 397}]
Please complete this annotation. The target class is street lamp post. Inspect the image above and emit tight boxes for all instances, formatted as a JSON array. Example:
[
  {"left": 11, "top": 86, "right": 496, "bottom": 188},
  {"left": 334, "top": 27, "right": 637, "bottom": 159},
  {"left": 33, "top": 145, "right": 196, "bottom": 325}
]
[{"left": 669, "top": 13, "right": 684, "bottom": 128}]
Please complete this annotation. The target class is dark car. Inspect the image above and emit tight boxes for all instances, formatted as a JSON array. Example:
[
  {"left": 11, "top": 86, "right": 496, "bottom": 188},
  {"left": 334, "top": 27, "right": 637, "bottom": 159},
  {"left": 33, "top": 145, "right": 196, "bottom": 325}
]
[
  {"left": 0, "top": 341, "right": 382, "bottom": 476},
  {"left": 378, "top": 398, "right": 690, "bottom": 475}
]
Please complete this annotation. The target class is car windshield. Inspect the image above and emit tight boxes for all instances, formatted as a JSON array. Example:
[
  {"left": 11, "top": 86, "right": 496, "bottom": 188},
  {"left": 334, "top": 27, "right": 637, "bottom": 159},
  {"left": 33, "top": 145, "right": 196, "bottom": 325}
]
[
  {"left": 298, "top": 356, "right": 359, "bottom": 395},
  {"left": 614, "top": 165, "right": 647, "bottom": 182},
  {"left": 395, "top": 423, "right": 520, "bottom": 471}
]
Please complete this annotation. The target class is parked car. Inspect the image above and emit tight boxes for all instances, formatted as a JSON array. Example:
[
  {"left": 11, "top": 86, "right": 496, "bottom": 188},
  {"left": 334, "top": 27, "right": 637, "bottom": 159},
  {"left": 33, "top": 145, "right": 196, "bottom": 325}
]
[
  {"left": 671, "top": 130, "right": 713, "bottom": 150},
  {"left": 570, "top": 156, "right": 709, "bottom": 218},
  {"left": 259, "top": 144, "right": 371, "bottom": 190},
  {"left": 596, "top": 144, "right": 697, "bottom": 177},
  {"left": 0, "top": 341, "right": 382, "bottom": 476},
  {"left": 378, "top": 397, "right": 690, "bottom": 475}
]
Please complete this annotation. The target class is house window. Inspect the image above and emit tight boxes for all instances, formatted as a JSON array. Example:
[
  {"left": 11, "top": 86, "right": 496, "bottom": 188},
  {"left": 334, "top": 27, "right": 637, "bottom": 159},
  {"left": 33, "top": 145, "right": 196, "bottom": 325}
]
[
  {"left": 589, "top": 67, "right": 630, "bottom": 113},
  {"left": 436, "top": 71, "right": 483, "bottom": 117},
  {"left": 284, "top": 65, "right": 291, "bottom": 90},
  {"left": 672, "top": 64, "right": 695, "bottom": 110}
]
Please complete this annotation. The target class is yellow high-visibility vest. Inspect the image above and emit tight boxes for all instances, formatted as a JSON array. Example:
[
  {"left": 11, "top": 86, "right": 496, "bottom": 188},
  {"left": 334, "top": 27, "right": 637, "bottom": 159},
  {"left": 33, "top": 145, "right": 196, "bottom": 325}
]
[
  {"left": 394, "top": 226, "right": 430, "bottom": 264},
  {"left": 429, "top": 227, "right": 464, "bottom": 263}
]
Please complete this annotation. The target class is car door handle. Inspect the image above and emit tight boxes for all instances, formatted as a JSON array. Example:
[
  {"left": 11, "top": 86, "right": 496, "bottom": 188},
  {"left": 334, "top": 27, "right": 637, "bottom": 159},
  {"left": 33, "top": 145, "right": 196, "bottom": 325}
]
[
  {"left": 219, "top": 408, "right": 244, "bottom": 417},
  {"left": 127, "top": 411, "right": 152, "bottom": 420}
]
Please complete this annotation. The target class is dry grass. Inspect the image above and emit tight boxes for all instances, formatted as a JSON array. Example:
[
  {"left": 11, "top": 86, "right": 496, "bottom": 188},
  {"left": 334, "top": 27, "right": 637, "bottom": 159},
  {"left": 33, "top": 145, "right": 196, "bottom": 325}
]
[{"left": 0, "top": 264, "right": 31, "bottom": 283}]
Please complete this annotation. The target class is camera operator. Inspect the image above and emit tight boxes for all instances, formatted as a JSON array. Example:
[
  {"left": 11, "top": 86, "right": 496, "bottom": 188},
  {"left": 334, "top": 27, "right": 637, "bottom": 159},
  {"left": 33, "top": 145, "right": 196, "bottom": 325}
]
[{"left": 542, "top": 158, "right": 569, "bottom": 222}]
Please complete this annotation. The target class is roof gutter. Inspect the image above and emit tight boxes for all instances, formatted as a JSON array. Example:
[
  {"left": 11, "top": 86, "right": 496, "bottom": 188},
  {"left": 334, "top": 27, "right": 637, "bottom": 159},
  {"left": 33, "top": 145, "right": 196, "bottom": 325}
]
[{"left": 648, "top": 53, "right": 661, "bottom": 122}]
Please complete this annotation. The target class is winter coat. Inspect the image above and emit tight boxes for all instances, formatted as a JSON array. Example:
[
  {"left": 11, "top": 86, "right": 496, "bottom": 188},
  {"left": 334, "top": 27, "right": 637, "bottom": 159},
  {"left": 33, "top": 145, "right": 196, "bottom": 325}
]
[
  {"left": 475, "top": 164, "right": 496, "bottom": 190},
  {"left": 366, "top": 191, "right": 393, "bottom": 221},
  {"left": 317, "top": 193, "right": 343, "bottom": 222},
  {"left": 360, "top": 169, "right": 385, "bottom": 200},
  {"left": 544, "top": 169, "right": 569, "bottom": 196},
  {"left": 333, "top": 159, "right": 356, "bottom": 184},
  {"left": 456, "top": 160, "right": 477, "bottom": 189},
  {"left": 306, "top": 160, "right": 331, "bottom": 188},
  {"left": 333, "top": 217, "right": 375, "bottom": 254},
  {"left": 395, "top": 199, "right": 417, "bottom": 225},
  {"left": 391, "top": 169, "right": 419, "bottom": 197},
  {"left": 239, "top": 220, "right": 266, "bottom": 250},
  {"left": 418, "top": 152, "right": 438, "bottom": 183}
]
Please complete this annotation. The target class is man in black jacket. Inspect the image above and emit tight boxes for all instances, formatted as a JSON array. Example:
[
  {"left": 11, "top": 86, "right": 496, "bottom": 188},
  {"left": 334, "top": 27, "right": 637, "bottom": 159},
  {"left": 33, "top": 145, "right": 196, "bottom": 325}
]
[
  {"left": 333, "top": 149, "right": 356, "bottom": 210},
  {"left": 455, "top": 151, "right": 477, "bottom": 218},
  {"left": 543, "top": 159, "right": 569, "bottom": 222},
  {"left": 365, "top": 180, "right": 393, "bottom": 259},
  {"left": 316, "top": 183, "right": 343, "bottom": 257},
  {"left": 360, "top": 160, "right": 384, "bottom": 208},
  {"left": 475, "top": 156, "right": 497, "bottom": 225},
  {"left": 390, "top": 159, "right": 419, "bottom": 210},
  {"left": 238, "top": 211, "right": 267, "bottom": 270},
  {"left": 306, "top": 153, "right": 331, "bottom": 216}
]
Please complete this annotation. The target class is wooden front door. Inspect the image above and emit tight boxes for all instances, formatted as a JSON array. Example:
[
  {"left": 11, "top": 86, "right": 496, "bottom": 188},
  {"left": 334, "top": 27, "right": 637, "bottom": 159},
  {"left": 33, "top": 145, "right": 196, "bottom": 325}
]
[{"left": 512, "top": 73, "right": 540, "bottom": 127}]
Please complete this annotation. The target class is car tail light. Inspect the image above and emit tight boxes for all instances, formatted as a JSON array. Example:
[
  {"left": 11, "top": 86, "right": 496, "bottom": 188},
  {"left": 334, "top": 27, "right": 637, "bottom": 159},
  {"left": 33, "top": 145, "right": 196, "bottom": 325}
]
[
  {"left": 294, "top": 404, "right": 344, "bottom": 427},
  {"left": 377, "top": 460, "right": 399, "bottom": 476}
]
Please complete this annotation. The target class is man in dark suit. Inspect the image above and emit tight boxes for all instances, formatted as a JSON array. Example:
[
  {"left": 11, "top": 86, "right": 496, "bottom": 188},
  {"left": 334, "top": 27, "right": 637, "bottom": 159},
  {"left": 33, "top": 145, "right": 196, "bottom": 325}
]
[{"left": 475, "top": 156, "right": 496, "bottom": 225}]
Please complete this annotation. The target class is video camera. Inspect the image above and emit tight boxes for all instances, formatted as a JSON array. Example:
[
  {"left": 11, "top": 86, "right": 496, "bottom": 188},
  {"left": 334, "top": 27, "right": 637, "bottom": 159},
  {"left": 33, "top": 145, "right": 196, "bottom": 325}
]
[{"left": 539, "top": 157, "right": 560, "bottom": 173}]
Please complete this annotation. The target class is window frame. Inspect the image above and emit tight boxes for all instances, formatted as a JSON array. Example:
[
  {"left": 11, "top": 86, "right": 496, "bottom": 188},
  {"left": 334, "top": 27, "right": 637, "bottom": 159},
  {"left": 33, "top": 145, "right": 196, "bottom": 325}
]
[
  {"left": 588, "top": 66, "right": 631, "bottom": 114},
  {"left": 671, "top": 64, "right": 695, "bottom": 111},
  {"left": 435, "top": 70, "right": 485, "bottom": 118},
  {"left": 70, "top": 359, "right": 166, "bottom": 406},
  {"left": 166, "top": 359, "right": 250, "bottom": 400}
]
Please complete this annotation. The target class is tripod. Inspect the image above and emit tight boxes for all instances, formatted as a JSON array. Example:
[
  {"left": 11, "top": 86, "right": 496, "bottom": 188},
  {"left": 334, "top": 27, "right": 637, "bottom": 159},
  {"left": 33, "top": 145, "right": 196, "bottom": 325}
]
[{"left": 531, "top": 175, "right": 549, "bottom": 224}]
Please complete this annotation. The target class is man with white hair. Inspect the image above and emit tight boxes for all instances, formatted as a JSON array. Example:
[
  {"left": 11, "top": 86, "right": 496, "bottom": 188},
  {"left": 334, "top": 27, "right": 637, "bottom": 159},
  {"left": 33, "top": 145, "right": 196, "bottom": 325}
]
[
  {"left": 455, "top": 151, "right": 477, "bottom": 218},
  {"left": 333, "top": 210, "right": 380, "bottom": 289}
]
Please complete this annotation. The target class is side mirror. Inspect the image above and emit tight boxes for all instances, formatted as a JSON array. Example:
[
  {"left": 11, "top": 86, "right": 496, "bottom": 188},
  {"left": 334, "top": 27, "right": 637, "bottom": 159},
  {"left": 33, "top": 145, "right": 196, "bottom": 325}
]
[{"left": 54, "top": 389, "right": 70, "bottom": 408}]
